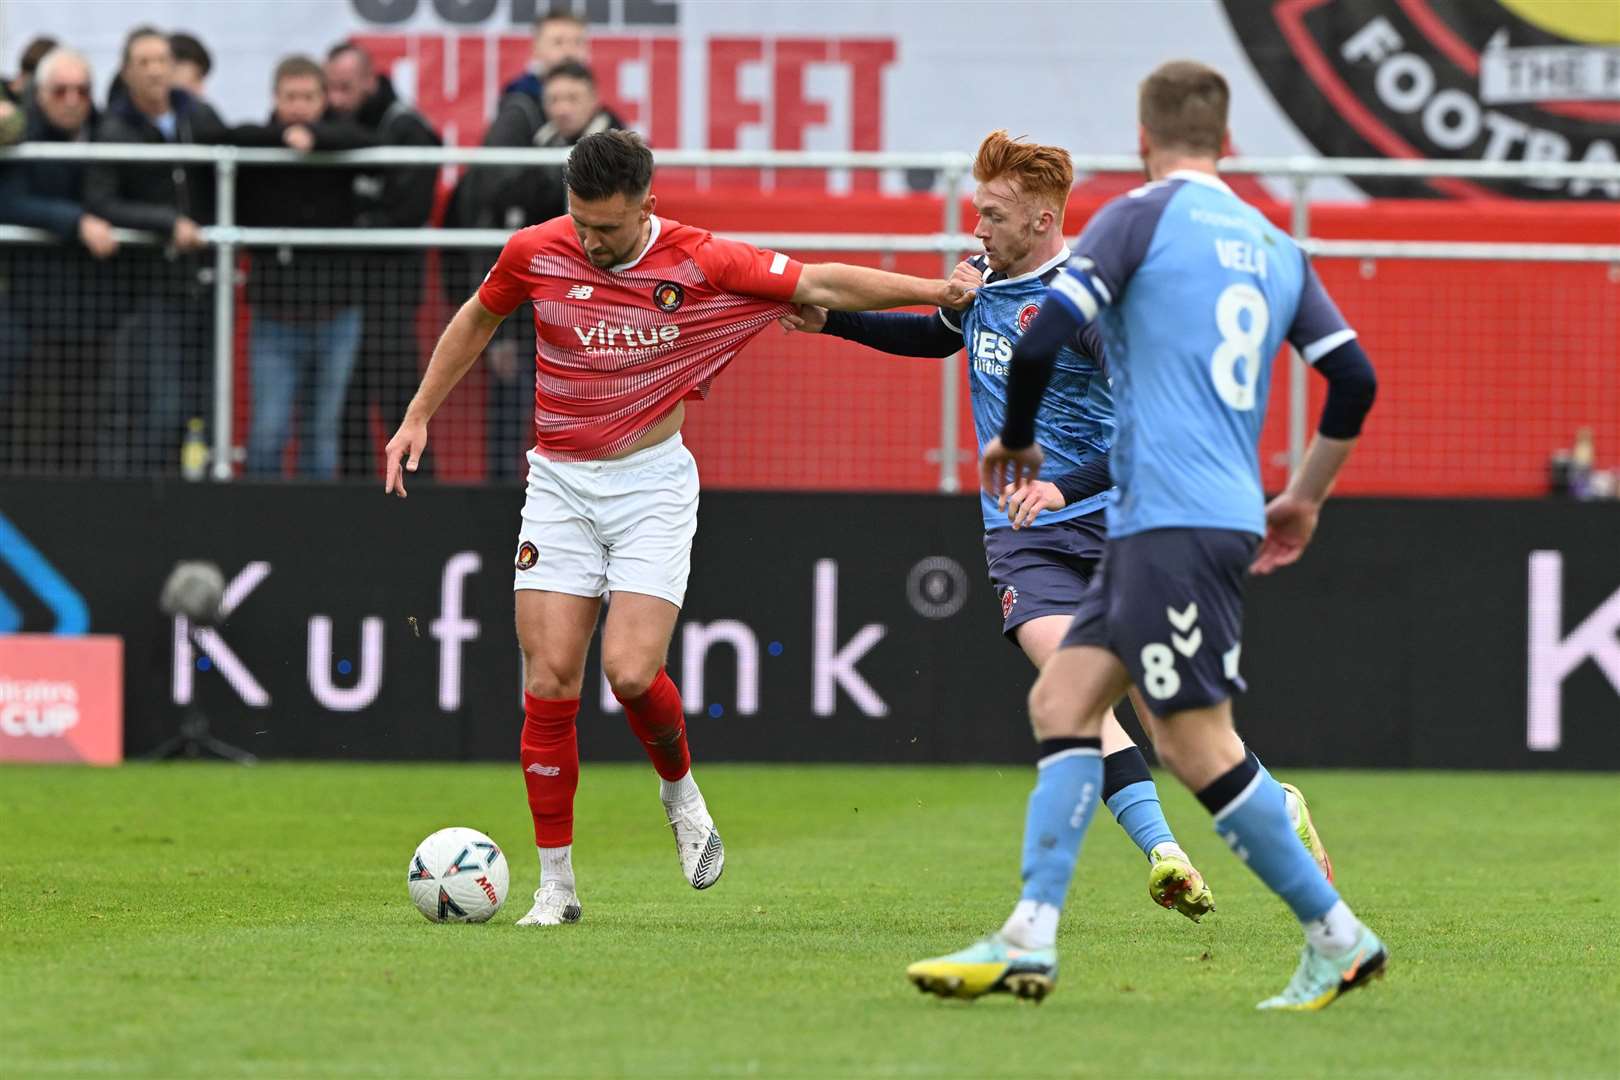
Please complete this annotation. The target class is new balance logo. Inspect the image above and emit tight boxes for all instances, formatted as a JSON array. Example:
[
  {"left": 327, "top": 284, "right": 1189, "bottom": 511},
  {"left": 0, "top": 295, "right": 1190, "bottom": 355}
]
[
  {"left": 526, "top": 763, "right": 561, "bottom": 777},
  {"left": 565, "top": 284, "right": 594, "bottom": 300}
]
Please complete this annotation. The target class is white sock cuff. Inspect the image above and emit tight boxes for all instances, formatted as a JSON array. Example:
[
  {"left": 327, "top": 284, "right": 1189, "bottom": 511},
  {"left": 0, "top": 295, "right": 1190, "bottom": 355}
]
[{"left": 660, "top": 770, "right": 698, "bottom": 804}]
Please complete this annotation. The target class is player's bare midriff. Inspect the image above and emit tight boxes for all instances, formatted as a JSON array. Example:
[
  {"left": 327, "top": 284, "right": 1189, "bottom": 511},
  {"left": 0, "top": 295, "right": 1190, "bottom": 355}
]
[{"left": 614, "top": 400, "right": 685, "bottom": 458}]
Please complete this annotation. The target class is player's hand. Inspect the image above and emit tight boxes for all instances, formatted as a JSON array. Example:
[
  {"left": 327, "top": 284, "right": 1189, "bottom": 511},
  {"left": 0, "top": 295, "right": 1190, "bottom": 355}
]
[
  {"left": 980, "top": 436, "right": 1043, "bottom": 498},
  {"left": 172, "top": 216, "right": 205, "bottom": 252},
  {"left": 384, "top": 417, "right": 428, "bottom": 498},
  {"left": 939, "top": 276, "right": 976, "bottom": 311},
  {"left": 950, "top": 259, "right": 985, "bottom": 295},
  {"left": 78, "top": 214, "right": 119, "bottom": 259},
  {"left": 1001, "top": 479, "right": 1064, "bottom": 530},
  {"left": 283, "top": 124, "right": 315, "bottom": 152},
  {"left": 778, "top": 304, "right": 828, "bottom": 334},
  {"left": 1251, "top": 492, "right": 1321, "bottom": 575}
]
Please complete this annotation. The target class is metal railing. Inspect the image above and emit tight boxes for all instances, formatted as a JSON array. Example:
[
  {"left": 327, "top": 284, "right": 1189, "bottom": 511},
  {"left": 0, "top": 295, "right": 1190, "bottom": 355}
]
[{"left": 3, "top": 144, "right": 1617, "bottom": 487}]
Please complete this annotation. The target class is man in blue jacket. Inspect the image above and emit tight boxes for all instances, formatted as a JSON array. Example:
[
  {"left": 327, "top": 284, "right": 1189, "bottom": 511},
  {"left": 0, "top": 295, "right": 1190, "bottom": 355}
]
[{"left": 0, "top": 47, "right": 120, "bottom": 471}]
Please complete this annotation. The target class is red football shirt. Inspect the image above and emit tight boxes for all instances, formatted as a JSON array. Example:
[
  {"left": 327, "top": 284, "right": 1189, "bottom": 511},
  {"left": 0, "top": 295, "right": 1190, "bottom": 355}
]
[{"left": 477, "top": 215, "right": 805, "bottom": 461}]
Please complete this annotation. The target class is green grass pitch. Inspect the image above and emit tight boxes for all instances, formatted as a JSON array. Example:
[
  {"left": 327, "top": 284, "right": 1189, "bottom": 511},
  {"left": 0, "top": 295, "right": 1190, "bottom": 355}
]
[{"left": 2, "top": 763, "right": 1616, "bottom": 1078}]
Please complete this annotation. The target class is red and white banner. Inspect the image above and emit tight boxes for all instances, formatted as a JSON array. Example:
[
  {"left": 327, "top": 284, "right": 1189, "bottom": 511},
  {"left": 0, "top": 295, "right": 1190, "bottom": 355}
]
[
  {"left": 0, "top": 635, "right": 123, "bottom": 765},
  {"left": 4, "top": 1, "right": 1613, "bottom": 200}
]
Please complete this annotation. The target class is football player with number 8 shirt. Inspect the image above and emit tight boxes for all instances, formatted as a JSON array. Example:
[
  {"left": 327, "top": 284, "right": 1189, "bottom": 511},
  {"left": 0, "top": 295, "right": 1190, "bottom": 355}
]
[{"left": 384, "top": 130, "right": 973, "bottom": 927}]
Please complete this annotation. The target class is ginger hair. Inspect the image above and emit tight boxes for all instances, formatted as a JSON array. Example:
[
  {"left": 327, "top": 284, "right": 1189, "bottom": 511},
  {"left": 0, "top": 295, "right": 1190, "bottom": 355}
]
[{"left": 972, "top": 130, "right": 1074, "bottom": 213}]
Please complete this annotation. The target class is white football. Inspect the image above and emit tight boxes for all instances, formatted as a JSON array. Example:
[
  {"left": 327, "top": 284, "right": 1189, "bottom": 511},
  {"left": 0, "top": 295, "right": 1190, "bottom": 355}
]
[{"left": 407, "top": 827, "right": 509, "bottom": 923}]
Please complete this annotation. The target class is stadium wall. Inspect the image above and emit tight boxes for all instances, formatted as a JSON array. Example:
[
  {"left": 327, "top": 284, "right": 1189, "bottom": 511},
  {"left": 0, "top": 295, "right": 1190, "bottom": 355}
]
[{"left": 1, "top": 482, "right": 1615, "bottom": 769}]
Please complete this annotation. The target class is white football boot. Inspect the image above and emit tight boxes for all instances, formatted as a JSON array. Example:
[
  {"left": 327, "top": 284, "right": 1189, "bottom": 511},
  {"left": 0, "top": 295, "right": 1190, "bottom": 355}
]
[
  {"left": 665, "top": 786, "right": 725, "bottom": 890},
  {"left": 514, "top": 880, "right": 582, "bottom": 926}
]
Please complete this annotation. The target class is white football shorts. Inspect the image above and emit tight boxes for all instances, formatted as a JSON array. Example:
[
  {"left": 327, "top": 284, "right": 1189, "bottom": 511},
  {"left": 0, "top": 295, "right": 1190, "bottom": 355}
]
[{"left": 513, "top": 432, "right": 699, "bottom": 608}]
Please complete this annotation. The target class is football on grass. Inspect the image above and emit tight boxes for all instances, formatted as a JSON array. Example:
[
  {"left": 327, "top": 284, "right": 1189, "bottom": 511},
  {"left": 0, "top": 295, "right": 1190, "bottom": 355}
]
[{"left": 408, "top": 827, "right": 509, "bottom": 923}]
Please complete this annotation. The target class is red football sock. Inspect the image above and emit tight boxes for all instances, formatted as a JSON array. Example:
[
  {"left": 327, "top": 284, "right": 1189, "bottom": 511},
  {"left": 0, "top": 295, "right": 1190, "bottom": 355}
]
[
  {"left": 519, "top": 693, "right": 580, "bottom": 847},
  {"left": 615, "top": 668, "right": 691, "bottom": 781}
]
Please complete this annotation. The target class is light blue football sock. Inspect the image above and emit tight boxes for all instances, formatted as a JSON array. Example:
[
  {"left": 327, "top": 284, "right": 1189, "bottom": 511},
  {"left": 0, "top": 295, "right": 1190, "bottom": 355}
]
[
  {"left": 1202, "top": 757, "right": 1340, "bottom": 923},
  {"left": 1019, "top": 738, "right": 1104, "bottom": 907},
  {"left": 1106, "top": 780, "right": 1177, "bottom": 857}
]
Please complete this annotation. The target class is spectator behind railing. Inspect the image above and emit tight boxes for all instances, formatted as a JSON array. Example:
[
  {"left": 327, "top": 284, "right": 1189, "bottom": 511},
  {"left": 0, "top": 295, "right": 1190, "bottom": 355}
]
[
  {"left": 2, "top": 36, "right": 61, "bottom": 146},
  {"left": 83, "top": 27, "right": 222, "bottom": 474},
  {"left": 0, "top": 49, "right": 117, "bottom": 257},
  {"left": 168, "top": 31, "right": 227, "bottom": 135},
  {"left": 455, "top": 12, "right": 625, "bottom": 234},
  {"left": 324, "top": 40, "right": 442, "bottom": 482},
  {"left": 6, "top": 35, "right": 59, "bottom": 101},
  {"left": 0, "top": 47, "right": 120, "bottom": 471},
  {"left": 481, "top": 60, "right": 623, "bottom": 480},
  {"left": 229, "top": 55, "right": 375, "bottom": 480}
]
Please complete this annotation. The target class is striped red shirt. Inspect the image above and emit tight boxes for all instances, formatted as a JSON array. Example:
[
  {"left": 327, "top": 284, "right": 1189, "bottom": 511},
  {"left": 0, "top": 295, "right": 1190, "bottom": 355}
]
[{"left": 477, "top": 215, "right": 804, "bottom": 461}]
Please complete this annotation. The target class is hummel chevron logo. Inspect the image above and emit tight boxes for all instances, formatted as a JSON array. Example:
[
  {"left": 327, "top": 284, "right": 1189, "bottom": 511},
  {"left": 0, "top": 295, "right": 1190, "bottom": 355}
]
[
  {"left": 565, "top": 284, "right": 593, "bottom": 299},
  {"left": 1167, "top": 603, "right": 1198, "bottom": 632},
  {"left": 526, "top": 763, "right": 560, "bottom": 777},
  {"left": 1172, "top": 629, "right": 1202, "bottom": 658}
]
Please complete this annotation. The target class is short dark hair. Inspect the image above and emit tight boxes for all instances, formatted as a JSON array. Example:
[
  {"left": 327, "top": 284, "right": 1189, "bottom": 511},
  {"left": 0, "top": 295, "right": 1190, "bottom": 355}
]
[
  {"left": 273, "top": 55, "right": 326, "bottom": 92},
  {"left": 120, "top": 26, "right": 169, "bottom": 72},
  {"left": 565, "top": 129, "right": 654, "bottom": 202},
  {"left": 326, "top": 39, "right": 373, "bottom": 74},
  {"left": 1139, "top": 60, "right": 1229, "bottom": 157},
  {"left": 19, "top": 36, "right": 58, "bottom": 78},
  {"left": 169, "top": 32, "right": 211, "bottom": 76},
  {"left": 536, "top": 12, "right": 587, "bottom": 33},
  {"left": 544, "top": 60, "right": 596, "bottom": 89}
]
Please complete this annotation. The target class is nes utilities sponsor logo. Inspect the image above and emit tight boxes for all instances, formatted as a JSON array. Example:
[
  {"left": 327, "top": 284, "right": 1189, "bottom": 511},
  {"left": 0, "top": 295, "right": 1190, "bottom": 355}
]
[
  {"left": 0, "top": 677, "right": 80, "bottom": 738},
  {"left": 1221, "top": 0, "right": 1620, "bottom": 200},
  {"left": 971, "top": 330, "right": 1014, "bottom": 377}
]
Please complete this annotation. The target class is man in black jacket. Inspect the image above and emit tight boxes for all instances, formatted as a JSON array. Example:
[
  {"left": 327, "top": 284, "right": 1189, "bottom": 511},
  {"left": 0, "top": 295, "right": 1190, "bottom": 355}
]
[
  {"left": 0, "top": 47, "right": 118, "bottom": 471},
  {"left": 324, "top": 41, "right": 442, "bottom": 481},
  {"left": 84, "top": 26, "right": 222, "bottom": 474},
  {"left": 229, "top": 55, "right": 375, "bottom": 479}
]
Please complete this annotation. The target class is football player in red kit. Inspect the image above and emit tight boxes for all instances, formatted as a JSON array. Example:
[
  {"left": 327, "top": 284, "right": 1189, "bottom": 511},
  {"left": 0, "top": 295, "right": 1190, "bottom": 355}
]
[{"left": 385, "top": 130, "right": 971, "bottom": 926}]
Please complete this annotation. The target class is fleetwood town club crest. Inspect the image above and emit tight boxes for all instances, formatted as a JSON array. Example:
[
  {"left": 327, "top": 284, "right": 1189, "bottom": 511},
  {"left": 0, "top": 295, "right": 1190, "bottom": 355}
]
[
  {"left": 1017, "top": 303, "right": 1041, "bottom": 334},
  {"left": 515, "top": 541, "right": 539, "bottom": 571},
  {"left": 1220, "top": 0, "right": 1620, "bottom": 200},
  {"left": 653, "top": 281, "right": 685, "bottom": 312},
  {"left": 1001, "top": 585, "right": 1019, "bottom": 621}
]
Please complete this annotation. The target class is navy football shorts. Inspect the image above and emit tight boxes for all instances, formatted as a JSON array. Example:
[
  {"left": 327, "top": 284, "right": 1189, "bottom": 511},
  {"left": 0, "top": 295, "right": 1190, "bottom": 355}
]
[
  {"left": 983, "top": 510, "right": 1107, "bottom": 643},
  {"left": 1061, "top": 527, "right": 1259, "bottom": 713}
]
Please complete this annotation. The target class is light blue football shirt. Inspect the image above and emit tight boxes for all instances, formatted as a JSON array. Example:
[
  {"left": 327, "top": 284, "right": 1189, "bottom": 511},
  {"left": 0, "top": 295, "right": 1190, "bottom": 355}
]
[
  {"left": 1046, "top": 171, "right": 1355, "bottom": 539},
  {"left": 950, "top": 249, "right": 1115, "bottom": 530}
]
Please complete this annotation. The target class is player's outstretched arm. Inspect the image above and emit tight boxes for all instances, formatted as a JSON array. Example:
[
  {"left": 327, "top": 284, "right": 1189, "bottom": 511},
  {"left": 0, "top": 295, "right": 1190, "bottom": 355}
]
[
  {"left": 793, "top": 262, "right": 971, "bottom": 313},
  {"left": 780, "top": 259, "right": 981, "bottom": 358},
  {"left": 384, "top": 296, "right": 505, "bottom": 498}
]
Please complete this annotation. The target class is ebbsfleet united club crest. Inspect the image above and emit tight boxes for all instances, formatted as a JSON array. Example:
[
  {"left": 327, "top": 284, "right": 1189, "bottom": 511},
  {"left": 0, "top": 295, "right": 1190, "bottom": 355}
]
[{"left": 1221, "top": 0, "right": 1619, "bottom": 200}]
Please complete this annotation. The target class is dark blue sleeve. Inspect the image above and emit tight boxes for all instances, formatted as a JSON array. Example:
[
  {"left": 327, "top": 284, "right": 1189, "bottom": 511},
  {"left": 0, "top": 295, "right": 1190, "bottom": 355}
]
[
  {"left": 821, "top": 309, "right": 963, "bottom": 358},
  {"left": 1073, "top": 321, "right": 1107, "bottom": 372},
  {"left": 1313, "top": 338, "right": 1377, "bottom": 439},
  {"left": 0, "top": 164, "right": 85, "bottom": 240},
  {"left": 1047, "top": 184, "right": 1174, "bottom": 323},
  {"left": 1051, "top": 455, "right": 1112, "bottom": 505},
  {"left": 1287, "top": 259, "right": 1356, "bottom": 361}
]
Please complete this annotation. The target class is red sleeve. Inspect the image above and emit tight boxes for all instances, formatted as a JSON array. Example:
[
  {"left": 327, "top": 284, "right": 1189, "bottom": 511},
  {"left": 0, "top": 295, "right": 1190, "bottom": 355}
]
[
  {"left": 476, "top": 229, "right": 536, "bottom": 317},
  {"left": 692, "top": 233, "right": 804, "bottom": 302}
]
